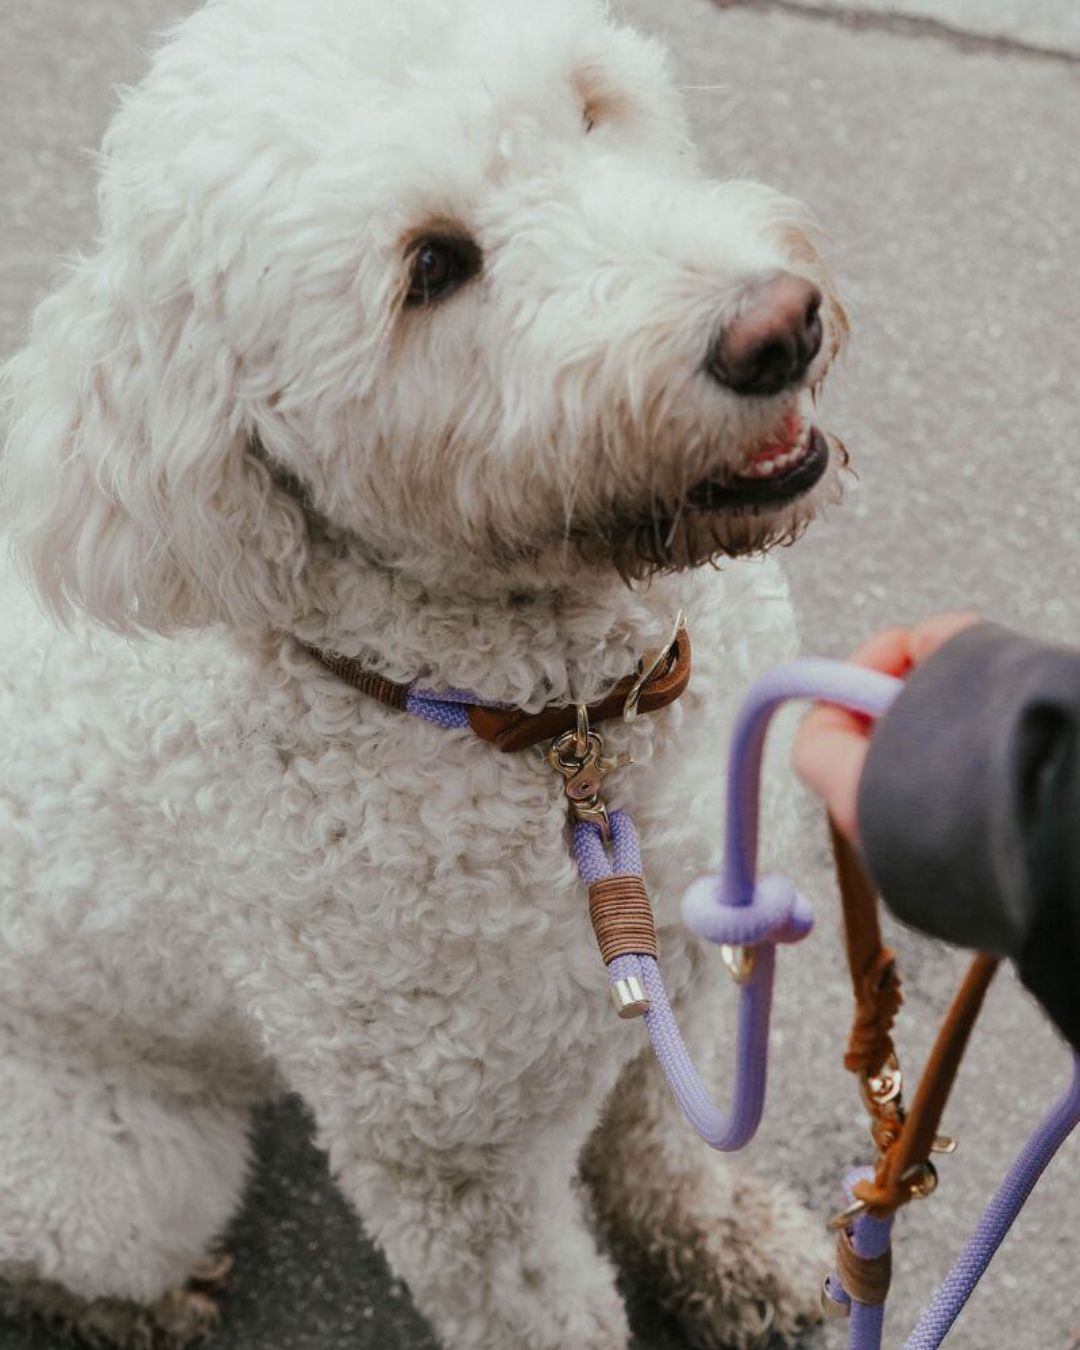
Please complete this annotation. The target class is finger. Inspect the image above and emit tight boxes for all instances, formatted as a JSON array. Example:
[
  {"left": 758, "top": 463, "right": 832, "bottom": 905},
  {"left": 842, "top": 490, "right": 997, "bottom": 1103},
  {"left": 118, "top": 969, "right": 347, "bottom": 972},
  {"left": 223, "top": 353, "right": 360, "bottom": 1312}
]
[
  {"left": 797, "top": 701, "right": 867, "bottom": 745},
  {"left": 793, "top": 700, "right": 870, "bottom": 781},
  {"left": 847, "top": 625, "right": 916, "bottom": 677},
  {"left": 909, "top": 610, "right": 980, "bottom": 665},
  {"left": 793, "top": 726, "right": 869, "bottom": 842}
]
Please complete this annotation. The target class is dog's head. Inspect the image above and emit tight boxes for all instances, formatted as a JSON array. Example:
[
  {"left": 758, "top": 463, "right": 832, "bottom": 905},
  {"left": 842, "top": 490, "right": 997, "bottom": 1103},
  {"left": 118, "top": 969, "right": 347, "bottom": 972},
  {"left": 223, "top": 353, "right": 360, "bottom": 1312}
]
[{"left": 2, "top": 0, "right": 847, "bottom": 634}]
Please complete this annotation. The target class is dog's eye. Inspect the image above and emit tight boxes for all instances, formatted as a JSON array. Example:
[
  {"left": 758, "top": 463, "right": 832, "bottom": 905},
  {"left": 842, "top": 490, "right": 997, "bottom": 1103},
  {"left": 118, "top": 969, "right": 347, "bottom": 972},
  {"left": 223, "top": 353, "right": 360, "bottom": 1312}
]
[{"left": 405, "top": 235, "right": 481, "bottom": 307}]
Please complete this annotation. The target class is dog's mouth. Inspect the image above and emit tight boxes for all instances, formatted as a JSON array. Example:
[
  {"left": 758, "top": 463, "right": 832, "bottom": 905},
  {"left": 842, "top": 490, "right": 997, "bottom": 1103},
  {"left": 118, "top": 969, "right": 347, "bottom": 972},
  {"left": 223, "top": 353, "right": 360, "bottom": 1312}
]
[
  {"left": 571, "top": 404, "right": 839, "bottom": 579},
  {"left": 684, "top": 411, "right": 828, "bottom": 514}
]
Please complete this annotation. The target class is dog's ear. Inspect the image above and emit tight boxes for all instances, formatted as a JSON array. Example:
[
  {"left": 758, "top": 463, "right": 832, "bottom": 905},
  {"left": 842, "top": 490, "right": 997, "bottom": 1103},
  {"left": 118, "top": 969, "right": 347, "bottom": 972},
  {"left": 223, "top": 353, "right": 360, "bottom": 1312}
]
[{"left": 1, "top": 250, "right": 309, "bottom": 635}]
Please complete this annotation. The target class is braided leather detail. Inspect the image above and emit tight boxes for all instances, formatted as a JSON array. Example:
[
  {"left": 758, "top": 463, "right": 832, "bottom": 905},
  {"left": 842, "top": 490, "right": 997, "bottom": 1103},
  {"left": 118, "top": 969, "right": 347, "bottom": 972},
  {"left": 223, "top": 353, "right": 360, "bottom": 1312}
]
[
  {"left": 588, "top": 874, "right": 657, "bottom": 964},
  {"left": 844, "top": 947, "right": 904, "bottom": 1074}
]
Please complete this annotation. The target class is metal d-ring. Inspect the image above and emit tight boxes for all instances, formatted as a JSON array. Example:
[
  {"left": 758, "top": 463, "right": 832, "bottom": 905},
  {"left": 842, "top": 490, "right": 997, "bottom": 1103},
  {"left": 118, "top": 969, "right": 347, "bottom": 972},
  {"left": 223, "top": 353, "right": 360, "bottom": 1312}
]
[
  {"left": 623, "top": 610, "right": 686, "bottom": 722},
  {"left": 574, "top": 702, "right": 590, "bottom": 758}
]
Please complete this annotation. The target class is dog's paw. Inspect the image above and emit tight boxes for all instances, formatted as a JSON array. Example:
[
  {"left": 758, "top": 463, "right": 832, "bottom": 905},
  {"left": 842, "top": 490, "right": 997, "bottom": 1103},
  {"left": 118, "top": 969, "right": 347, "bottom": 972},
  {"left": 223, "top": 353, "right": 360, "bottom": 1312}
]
[
  {"left": 1, "top": 1261, "right": 226, "bottom": 1349},
  {"left": 556, "top": 1276, "right": 631, "bottom": 1350},
  {"left": 492, "top": 1256, "right": 630, "bottom": 1350},
  {"left": 73, "top": 1287, "right": 221, "bottom": 1349},
  {"left": 148, "top": 1287, "right": 223, "bottom": 1347},
  {"left": 441, "top": 1244, "right": 630, "bottom": 1350},
  {"left": 661, "top": 1171, "right": 820, "bottom": 1350},
  {"left": 613, "top": 1171, "right": 828, "bottom": 1350},
  {"left": 185, "top": 1249, "right": 233, "bottom": 1293}
]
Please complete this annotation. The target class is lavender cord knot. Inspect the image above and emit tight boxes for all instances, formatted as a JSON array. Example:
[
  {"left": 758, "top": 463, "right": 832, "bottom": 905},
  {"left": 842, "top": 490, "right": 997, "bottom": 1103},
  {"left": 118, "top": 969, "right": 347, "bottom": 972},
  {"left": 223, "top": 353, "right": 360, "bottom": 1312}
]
[{"left": 681, "top": 872, "right": 814, "bottom": 948}]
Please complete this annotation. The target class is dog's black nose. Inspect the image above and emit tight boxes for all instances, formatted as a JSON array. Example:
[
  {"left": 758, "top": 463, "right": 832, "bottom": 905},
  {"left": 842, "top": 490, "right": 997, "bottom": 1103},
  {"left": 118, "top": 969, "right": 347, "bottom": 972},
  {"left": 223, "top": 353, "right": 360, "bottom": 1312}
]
[{"left": 707, "top": 272, "right": 823, "bottom": 397}]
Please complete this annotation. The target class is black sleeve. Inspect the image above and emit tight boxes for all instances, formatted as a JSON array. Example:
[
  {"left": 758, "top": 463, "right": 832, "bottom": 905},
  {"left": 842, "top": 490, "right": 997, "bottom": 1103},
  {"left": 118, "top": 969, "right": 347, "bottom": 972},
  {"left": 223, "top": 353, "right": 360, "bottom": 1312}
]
[{"left": 856, "top": 622, "right": 1080, "bottom": 1049}]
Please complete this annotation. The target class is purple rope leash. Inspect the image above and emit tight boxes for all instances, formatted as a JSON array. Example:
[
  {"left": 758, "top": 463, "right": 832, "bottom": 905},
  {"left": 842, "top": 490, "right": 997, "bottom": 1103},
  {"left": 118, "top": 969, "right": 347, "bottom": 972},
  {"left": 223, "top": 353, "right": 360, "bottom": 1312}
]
[
  {"left": 392, "top": 655, "right": 1079, "bottom": 1346},
  {"left": 574, "top": 809, "right": 789, "bottom": 1149},
  {"left": 405, "top": 686, "right": 475, "bottom": 729},
  {"left": 850, "top": 1216, "right": 894, "bottom": 1350},
  {"left": 900, "top": 1053, "right": 1080, "bottom": 1350}
]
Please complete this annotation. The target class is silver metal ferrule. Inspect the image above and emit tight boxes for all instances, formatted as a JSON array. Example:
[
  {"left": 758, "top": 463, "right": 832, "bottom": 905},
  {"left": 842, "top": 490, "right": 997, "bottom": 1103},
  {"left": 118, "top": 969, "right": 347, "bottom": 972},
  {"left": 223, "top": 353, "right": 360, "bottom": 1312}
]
[{"left": 610, "top": 975, "right": 650, "bottom": 1019}]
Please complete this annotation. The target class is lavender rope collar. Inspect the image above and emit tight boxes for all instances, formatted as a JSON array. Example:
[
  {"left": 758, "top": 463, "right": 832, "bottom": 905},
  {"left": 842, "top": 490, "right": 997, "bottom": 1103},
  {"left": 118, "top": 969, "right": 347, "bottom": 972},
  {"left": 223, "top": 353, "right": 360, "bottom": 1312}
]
[{"left": 388, "top": 657, "right": 1078, "bottom": 1348}]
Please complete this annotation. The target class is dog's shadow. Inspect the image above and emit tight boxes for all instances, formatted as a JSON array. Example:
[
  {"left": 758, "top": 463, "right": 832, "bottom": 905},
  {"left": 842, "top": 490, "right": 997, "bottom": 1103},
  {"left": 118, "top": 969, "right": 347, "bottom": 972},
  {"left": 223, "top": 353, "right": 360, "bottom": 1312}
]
[{"left": 0, "top": 1096, "right": 828, "bottom": 1350}]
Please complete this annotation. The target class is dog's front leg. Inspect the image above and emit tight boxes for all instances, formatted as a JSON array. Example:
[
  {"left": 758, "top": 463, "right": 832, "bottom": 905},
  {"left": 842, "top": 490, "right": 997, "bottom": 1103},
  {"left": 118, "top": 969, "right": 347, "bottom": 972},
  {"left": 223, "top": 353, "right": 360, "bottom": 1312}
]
[
  {"left": 322, "top": 1124, "right": 630, "bottom": 1350},
  {"left": 582, "top": 962, "right": 829, "bottom": 1350}
]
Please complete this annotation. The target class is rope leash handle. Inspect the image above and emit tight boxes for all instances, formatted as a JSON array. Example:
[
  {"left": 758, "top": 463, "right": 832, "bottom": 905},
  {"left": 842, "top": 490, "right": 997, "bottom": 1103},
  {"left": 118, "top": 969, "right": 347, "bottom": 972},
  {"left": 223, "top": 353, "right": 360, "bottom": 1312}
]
[{"left": 673, "top": 658, "right": 901, "bottom": 1150}]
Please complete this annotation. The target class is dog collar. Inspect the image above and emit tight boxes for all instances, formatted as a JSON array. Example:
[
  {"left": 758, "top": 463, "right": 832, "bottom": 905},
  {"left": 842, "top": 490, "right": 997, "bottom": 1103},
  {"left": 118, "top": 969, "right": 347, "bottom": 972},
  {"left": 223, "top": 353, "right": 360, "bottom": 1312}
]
[{"left": 300, "top": 619, "right": 691, "bottom": 753}]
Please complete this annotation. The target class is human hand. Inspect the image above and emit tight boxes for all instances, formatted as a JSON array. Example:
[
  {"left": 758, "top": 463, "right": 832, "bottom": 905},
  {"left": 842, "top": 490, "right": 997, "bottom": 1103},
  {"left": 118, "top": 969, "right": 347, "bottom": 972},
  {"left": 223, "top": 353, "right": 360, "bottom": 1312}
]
[{"left": 793, "top": 611, "right": 980, "bottom": 842}]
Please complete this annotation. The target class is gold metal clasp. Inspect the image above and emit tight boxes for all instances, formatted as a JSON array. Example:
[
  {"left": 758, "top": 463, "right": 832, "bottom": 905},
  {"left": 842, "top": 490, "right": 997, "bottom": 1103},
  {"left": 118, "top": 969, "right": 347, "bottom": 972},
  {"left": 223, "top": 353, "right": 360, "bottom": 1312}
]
[
  {"left": 859, "top": 1053, "right": 907, "bottom": 1154},
  {"left": 902, "top": 1161, "right": 939, "bottom": 1201},
  {"left": 547, "top": 706, "right": 632, "bottom": 840},
  {"left": 623, "top": 610, "right": 686, "bottom": 722},
  {"left": 861, "top": 1053, "right": 903, "bottom": 1110}
]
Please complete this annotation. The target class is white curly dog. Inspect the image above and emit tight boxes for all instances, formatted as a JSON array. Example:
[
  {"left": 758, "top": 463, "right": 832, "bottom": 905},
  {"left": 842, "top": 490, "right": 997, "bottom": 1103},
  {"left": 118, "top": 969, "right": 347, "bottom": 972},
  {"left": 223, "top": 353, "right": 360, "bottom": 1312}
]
[{"left": 0, "top": 0, "right": 848, "bottom": 1346}]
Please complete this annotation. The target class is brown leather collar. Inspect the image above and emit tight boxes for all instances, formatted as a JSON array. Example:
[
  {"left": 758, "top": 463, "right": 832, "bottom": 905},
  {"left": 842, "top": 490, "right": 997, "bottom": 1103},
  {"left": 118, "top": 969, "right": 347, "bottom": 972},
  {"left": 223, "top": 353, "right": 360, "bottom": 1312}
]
[{"left": 300, "top": 628, "right": 692, "bottom": 753}]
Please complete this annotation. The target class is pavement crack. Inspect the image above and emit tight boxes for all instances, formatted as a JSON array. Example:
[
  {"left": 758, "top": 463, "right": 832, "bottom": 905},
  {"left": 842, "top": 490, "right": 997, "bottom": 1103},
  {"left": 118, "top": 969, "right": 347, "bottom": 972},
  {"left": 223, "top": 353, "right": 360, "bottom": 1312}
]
[{"left": 712, "top": 0, "right": 1080, "bottom": 67}]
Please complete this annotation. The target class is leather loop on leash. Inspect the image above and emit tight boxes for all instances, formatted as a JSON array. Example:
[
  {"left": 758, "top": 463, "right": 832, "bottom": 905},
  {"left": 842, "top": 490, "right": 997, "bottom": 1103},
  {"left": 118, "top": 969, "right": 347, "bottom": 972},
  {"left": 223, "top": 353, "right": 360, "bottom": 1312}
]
[
  {"left": 854, "top": 954, "right": 999, "bottom": 1218},
  {"left": 830, "top": 817, "right": 1001, "bottom": 1220},
  {"left": 835, "top": 1227, "right": 892, "bottom": 1306},
  {"left": 831, "top": 821, "right": 904, "bottom": 1079}
]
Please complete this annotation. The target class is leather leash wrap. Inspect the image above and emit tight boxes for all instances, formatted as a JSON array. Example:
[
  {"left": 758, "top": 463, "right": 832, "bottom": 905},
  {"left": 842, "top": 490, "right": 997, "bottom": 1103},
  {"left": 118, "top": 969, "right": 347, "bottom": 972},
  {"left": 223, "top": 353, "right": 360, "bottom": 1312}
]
[
  {"left": 830, "top": 820, "right": 1001, "bottom": 1220},
  {"left": 835, "top": 1227, "right": 892, "bottom": 1306},
  {"left": 588, "top": 874, "right": 658, "bottom": 964},
  {"left": 301, "top": 629, "right": 691, "bottom": 754}
]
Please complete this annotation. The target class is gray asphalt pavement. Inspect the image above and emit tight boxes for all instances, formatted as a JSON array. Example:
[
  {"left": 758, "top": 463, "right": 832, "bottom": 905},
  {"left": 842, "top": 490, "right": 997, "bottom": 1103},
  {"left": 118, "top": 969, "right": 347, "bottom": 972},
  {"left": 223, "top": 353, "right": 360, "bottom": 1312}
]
[
  {"left": 727, "top": 0, "right": 1080, "bottom": 57},
  {"left": 2, "top": 1, "right": 1078, "bottom": 1348}
]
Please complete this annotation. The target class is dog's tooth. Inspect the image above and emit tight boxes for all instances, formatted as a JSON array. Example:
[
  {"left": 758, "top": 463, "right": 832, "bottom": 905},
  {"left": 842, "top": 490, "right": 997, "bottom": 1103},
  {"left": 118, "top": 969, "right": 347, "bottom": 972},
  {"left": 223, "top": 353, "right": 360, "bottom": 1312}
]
[{"left": 735, "top": 411, "right": 819, "bottom": 481}]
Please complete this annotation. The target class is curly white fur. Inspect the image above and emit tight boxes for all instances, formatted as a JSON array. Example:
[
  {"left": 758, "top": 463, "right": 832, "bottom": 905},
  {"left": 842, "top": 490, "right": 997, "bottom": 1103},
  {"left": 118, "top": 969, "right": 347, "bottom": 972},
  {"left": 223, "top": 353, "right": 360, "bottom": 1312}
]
[{"left": 0, "top": 1, "right": 845, "bottom": 1346}]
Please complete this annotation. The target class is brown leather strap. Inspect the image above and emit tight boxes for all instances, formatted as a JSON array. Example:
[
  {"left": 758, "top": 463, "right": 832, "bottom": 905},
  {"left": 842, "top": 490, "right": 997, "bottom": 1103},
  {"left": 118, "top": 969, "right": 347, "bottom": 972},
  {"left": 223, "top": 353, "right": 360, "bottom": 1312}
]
[
  {"left": 854, "top": 954, "right": 999, "bottom": 1217},
  {"left": 835, "top": 1228, "right": 892, "bottom": 1306},
  {"left": 830, "top": 815, "right": 1000, "bottom": 1219},
  {"left": 831, "top": 822, "right": 903, "bottom": 1079},
  {"left": 467, "top": 629, "right": 692, "bottom": 751},
  {"left": 301, "top": 629, "right": 692, "bottom": 754}
]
